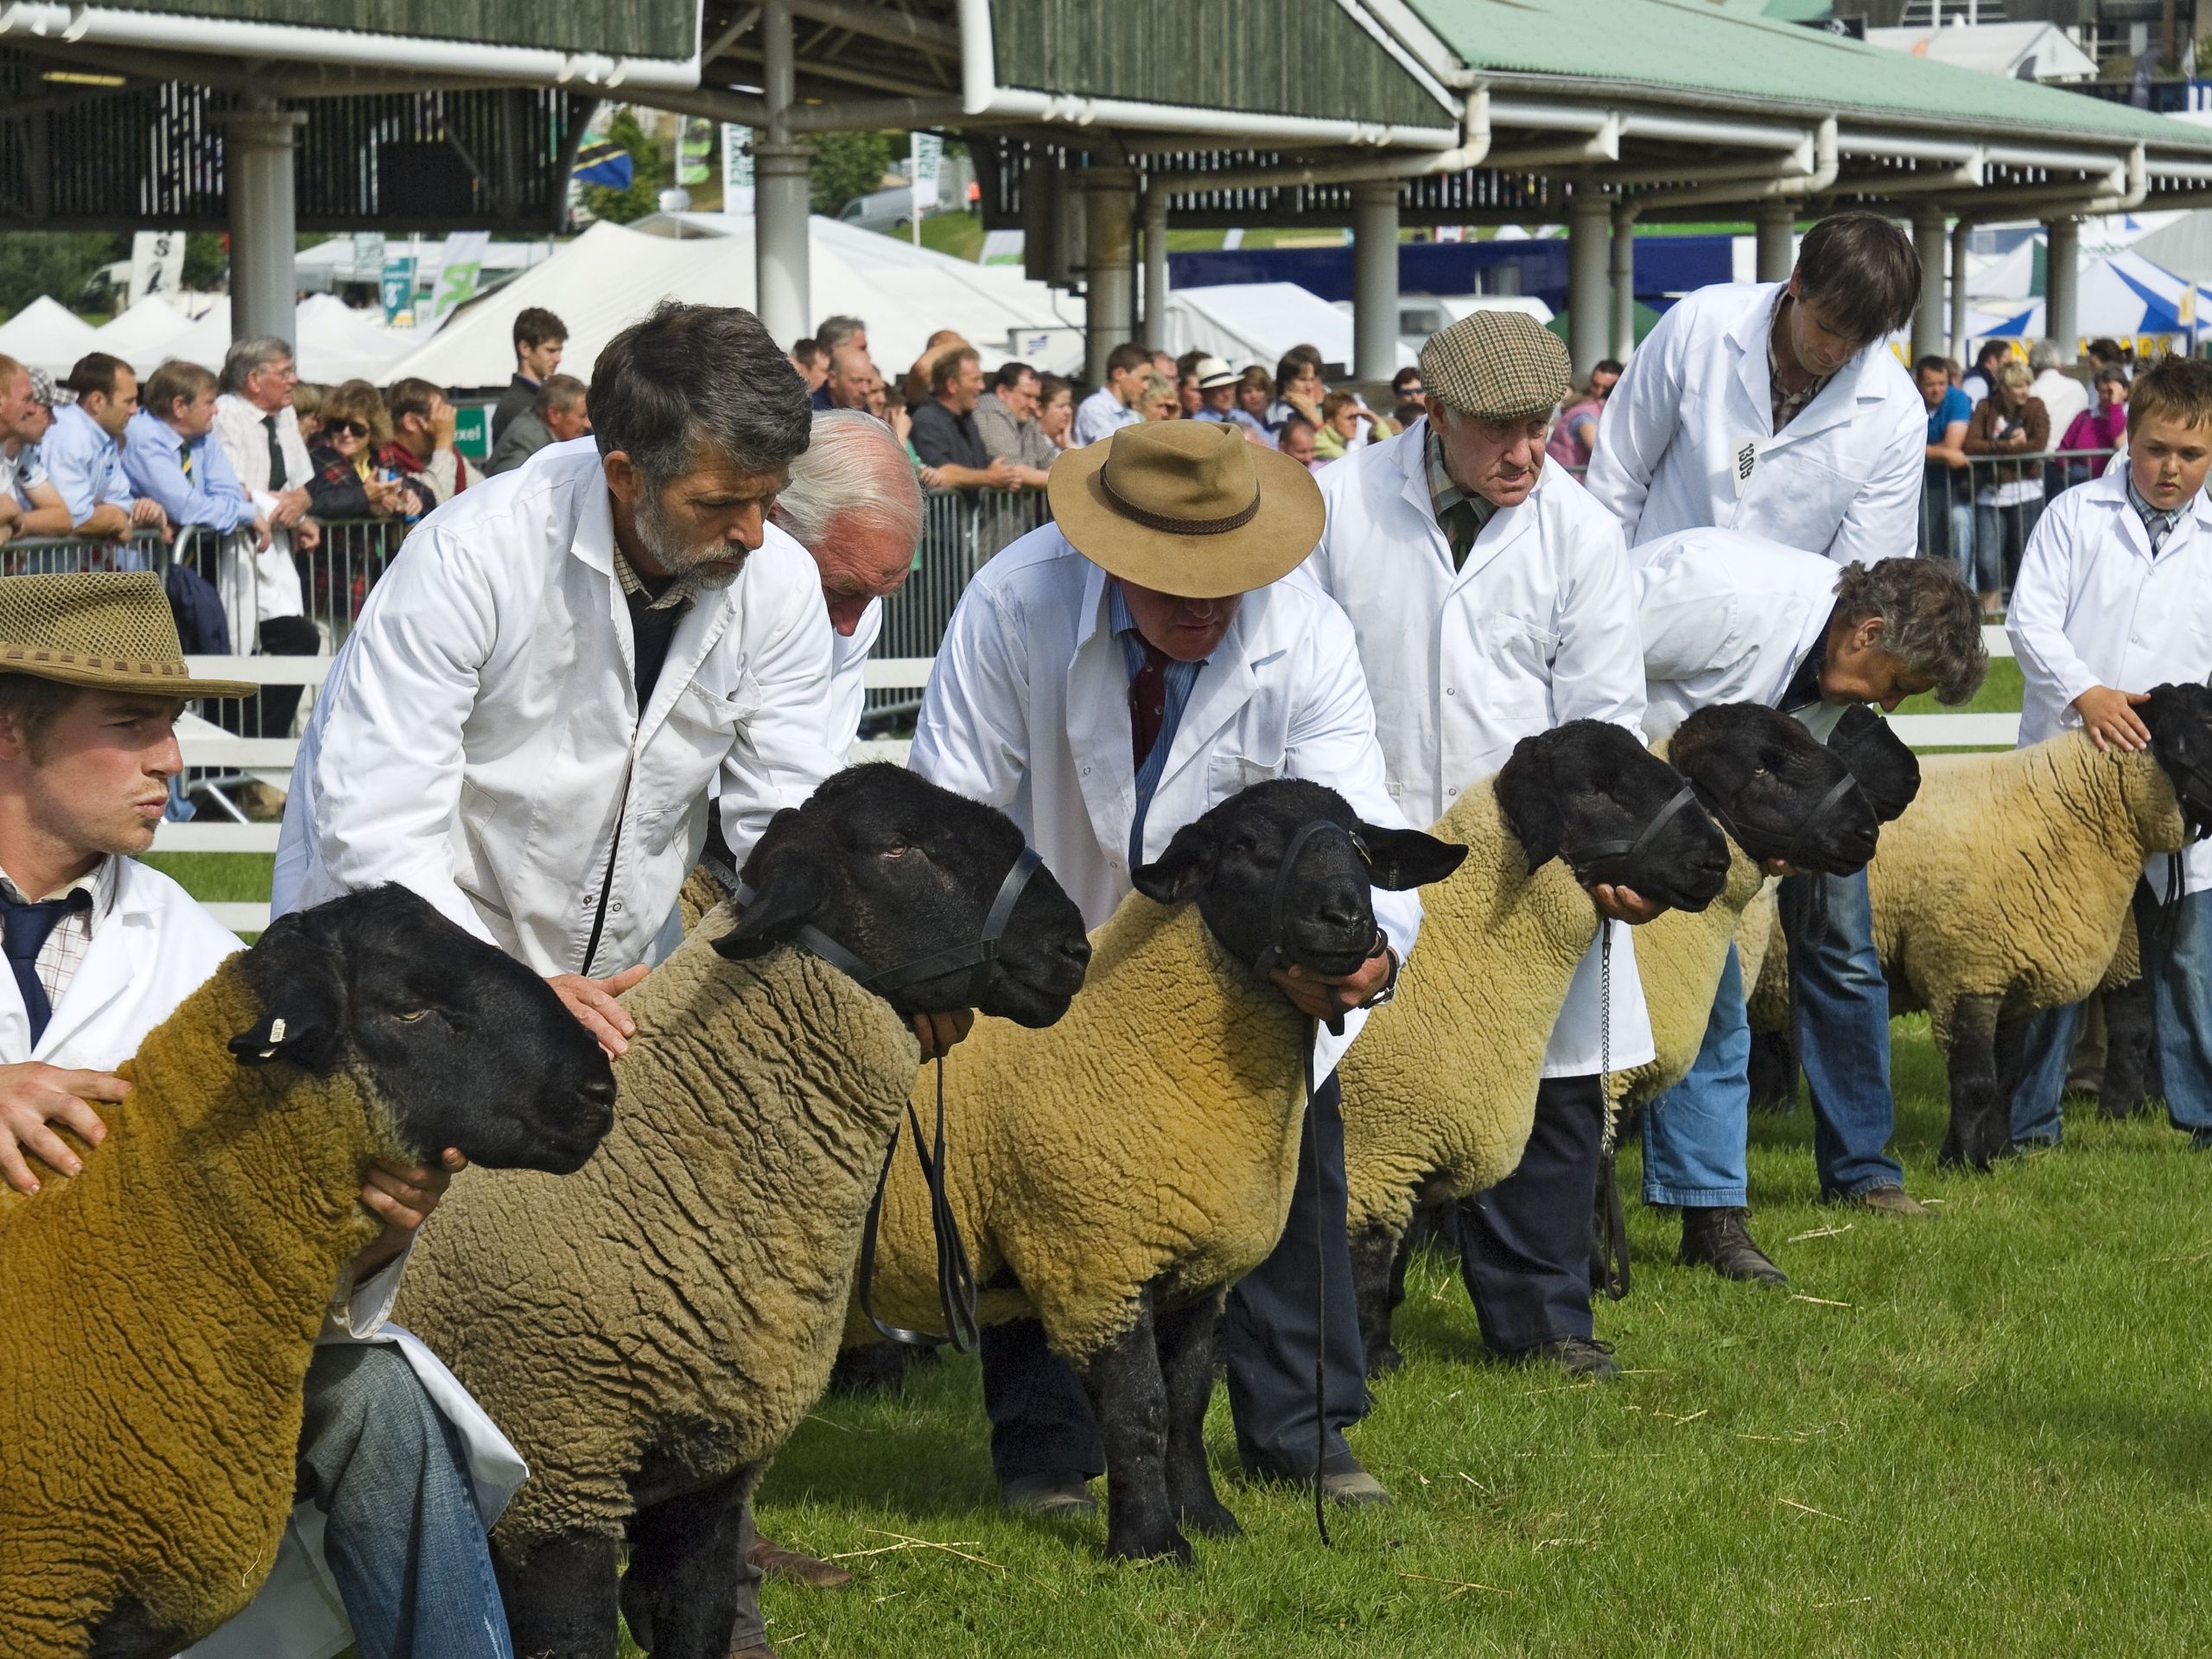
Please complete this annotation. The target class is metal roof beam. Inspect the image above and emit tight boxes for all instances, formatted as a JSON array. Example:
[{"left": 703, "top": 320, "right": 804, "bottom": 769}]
[{"left": 787, "top": 0, "right": 957, "bottom": 58}]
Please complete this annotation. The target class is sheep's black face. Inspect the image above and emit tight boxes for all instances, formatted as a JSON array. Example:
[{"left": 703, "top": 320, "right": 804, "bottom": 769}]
[
  {"left": 226, "top": 886, "right": 616, "bottom": 1174},
  {"left": 718, "top": 764, "right": 1090, "bottom": 1028},
  {"left": 1497, "top": 720, "right": 1731, "bottom": 912},
  {"left": 1827, "top": 703, "right": 1920, "bottom": 824},
  {"left": 1670, "top": 703, "right": 1878, "bottom": 876},
  {"left": 1129, "top": 779, "right": 1466, "bottom": 980},
  {"left": 2142, "top": 682, "right": 2212, "bottom": 842}
]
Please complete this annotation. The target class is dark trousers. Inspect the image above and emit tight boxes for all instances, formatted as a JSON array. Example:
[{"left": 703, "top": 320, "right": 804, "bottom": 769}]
[
  {"left": 1453, "top": 1072, "right": 1605, "bottom": 1356},
  {"left": 982, "top": 1070, "right": 1366, "bottom": 1484},
  {"left": 210, "top": 613, "right": 321, "bottom": 739}
]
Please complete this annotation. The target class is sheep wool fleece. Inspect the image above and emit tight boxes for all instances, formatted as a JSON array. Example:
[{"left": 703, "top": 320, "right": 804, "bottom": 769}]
[
  {"left": 1607, "top": 846, "right": 1770, "bottom": 1119},
  {"left": 397, "top": 914, "right": 919, "bottom": 1550},
  {"left": 1868, "top": 733, "right": 2189, "bottom": 1044},
  {"left": 0, "top": 961, "right": 388, "bottom": 1659},
  {"left": 849, "top": 895, "right": 1308, "bottom": 1364},
  {"left": 1338, "top": 779, "right": 1599, "bottom": 1243}
]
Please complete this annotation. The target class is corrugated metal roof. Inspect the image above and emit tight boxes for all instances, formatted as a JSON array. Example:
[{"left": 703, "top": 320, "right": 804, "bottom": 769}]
[
  {"left": 1407, "top": 0, "right": 2212, "bottom": 152},
  {"left": 101, "top": 0, "right": 696, "bottom": 60}
]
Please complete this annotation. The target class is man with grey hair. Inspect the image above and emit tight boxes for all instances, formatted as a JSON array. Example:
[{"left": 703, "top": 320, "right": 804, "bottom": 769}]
[
  {"left": 485, "top": 372, "right": 591, "bottom": 477},
  {"left": 811, "top": 314, "right": 871, "bottom": 411},
  {"left": 2028, "top": 338, "right": 2089, "bottom": 444}
]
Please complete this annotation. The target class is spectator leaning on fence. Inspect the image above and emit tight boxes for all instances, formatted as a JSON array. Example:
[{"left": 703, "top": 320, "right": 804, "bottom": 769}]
[
  {"left": 382, "top": 378, "right": 484, "bottom": 515},
  {"left": 2059, "top": 365, "right": 2130, "bottom": 489},
  {"left": 1036, "top": 373, "right": 1075, "bottom": 452},
  {"left": 303, "top": 379, "right": 408, "bottom": 522},
  {"left": 291, "top": 379, "right": 328, "bottom": 447},
  {"left": 1072, "top": 342, "right": 1151, "bottom": 446},
  {"left": 972, "top": 360, "right": 1057, "bottom": 488},
  {"left": 0, "top": 355, "right": 73, "bottom": 546},
  {"left": 788, "top": 336, "right": 827, "bottom": 397},
  {"left": 2028, "top": 339, "right": 2089, "bottom": 441},
  {"left": 1917, "top": 353, "right": 1973, "bottom": 569},
  {"left": 493, "top": 305, "right": 566, "bottom": 442},
  {"left": 909, "top": 346, "right": 1018, "bottom": 496},
  {"left": 1268, "top": 346, "right": 1328, "bottom": 433},
  {"left": 487, "top": 373, "right": 590, "bottom": 478},
  {"left": 213, "top": 336, "right": 321, "bottom": 563},
  {"left": 1135, "top": 371, "right": 1180, "bottom": 424},
  {"left": 811, "top": 314, "right": 868, "bottom": 412},
  {"left": 1191, "top": 356, "right": 1271, "bottom": 445},
  {"left": 118, "top": 359, "right": 260, "bottom": 553},
  {"left": 43, "top": 354, "right": 164, "bottom": 552},
  {"left": 1963, "top": 359, "right": 2050, "bottom": 617}
]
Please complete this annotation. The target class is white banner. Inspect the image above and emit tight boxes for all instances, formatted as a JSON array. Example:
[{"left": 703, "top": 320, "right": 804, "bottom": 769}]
[
  {"left": 128, "top": 230, "right": 186, "bottom": 306},
  {"left": 428, "top": 231, "right": 489, "bottom": 325},
  {"left": 909, "top": 130, "right": 943, "bottom": 213},
  {"left": 721, "top": 123, "right": 754, "bottom": 217}
]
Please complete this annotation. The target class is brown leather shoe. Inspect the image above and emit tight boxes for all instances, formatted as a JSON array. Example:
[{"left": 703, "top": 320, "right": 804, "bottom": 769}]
[
  {"left": 747, "top": 1534, "right": 853, "bottom": 1589},
  {"left": 1847, "top": 1184, "right": 1935, "bottom": 1219}
]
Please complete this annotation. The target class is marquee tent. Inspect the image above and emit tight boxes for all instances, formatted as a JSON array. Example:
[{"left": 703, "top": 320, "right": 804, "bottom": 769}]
[
  {"left": 0, "top": 296, "right": 99, "bottom": 376},
  {"left": 158, "top": 296, "right": 420, "bottom": 385},
  {"left": 1154, "top": 282, "right": 1418, "bottom": 375},
  {"left": 1973, "top": 247, "right": 2212, "bottom": 345},
  {"left": 83, "top": 295, "right": 198, "bottom": 375}
]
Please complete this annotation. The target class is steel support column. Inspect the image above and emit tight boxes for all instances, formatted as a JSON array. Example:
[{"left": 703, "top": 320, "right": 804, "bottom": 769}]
[
  {"left": 1084, "top": 167, "right": 1137, "bottom": 385},
  {"left": 1567, "top": 196, "right": 1611, "bottom": 381},
  {"left": 1754, "top": 200, "right": 1796, "bottom": 283},
  {"left": 1913, "top": 207, "right": 1948, "bottom": 362},
  {"left": 220, "top": 100, "right": 306, "bottom": 346},
  {"left": 2045, "top": 214, "right": 2080, "bottom": 365},
  {"left": 1352, "top": 181, "right": 1401, "bottom": 384},
  {"left": 1950, "top": 219, "right": 1972, "bottom": 359},
  {"left": 1610, "top": 203, "right": 1637, "bottom": 361},
  {"left": 755, "top": 0, "right": 810, "bottom": 346},
  {"left": 1141, "top": 188, "right": 1169, "bottom": 348}
]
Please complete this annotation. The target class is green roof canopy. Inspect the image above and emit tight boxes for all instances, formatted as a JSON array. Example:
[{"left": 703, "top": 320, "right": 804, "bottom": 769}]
[{"left": 102, "top": 0, "right": 696, "bottom": 62}]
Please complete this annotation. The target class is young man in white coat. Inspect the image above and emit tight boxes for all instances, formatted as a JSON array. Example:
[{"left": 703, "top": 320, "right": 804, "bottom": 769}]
[
  {"left": 913, "top": 419, "right": 1420, "bottom": 1510},
  {"left": 2006, "top": 355, "right": 2212, "bottom": 1151},
  {"left": 1587, "top": 212, "right": 1934, "bottom": 1215},
  {"left": 1638, "top": 536, "right": 1986, "bottom": 1276},
  {"left": 0, "top": 572, "right": 514, "bottom": 1659},
  {"left": 1307, "top": 309, "right": 1658, "bottom": 1379}
]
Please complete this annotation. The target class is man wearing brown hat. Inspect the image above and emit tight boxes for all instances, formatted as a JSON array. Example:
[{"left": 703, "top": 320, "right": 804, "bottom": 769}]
[
  {"left": 1308, "top": 308, "right": 1658, "bottom": 1380},
  {"left": 913, "top": 418, "right": 1426, "bottom": 1510},
  {"left": 0, "top": 573, "right": 518, "bottom": 1659}
]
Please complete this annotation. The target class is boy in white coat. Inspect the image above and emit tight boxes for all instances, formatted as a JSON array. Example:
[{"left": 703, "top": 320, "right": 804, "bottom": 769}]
[
  {"left": 2007, "top": 355, "right": 2212, "bottom": 1150},
  {"left": 0, "top": 572, "right": 511, "bottom": 1659}
]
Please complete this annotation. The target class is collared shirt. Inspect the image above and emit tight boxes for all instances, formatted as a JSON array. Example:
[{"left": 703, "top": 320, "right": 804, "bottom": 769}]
[
  {"left": 41, "top": 404, "right": 134, "bottom": 525},
  {"left": 1424, "top": 424, "right": 1497, "bottom": 568},
  {"left": 910, "top": 397, "right": 994, "bottom": 478},
  {"left": 973, "top": 393, "right": 1058, "bottom": 471},
  {"left": 2126, "top": 471, "right": 2183, "bottom": 553},
  {"left": 119, "top": 410, "right": 256, "bottom": 534},
  {"left": 1, "top": 438, "right": 48, "bottom": 505},
  {"left": 610, "top": 543, "right": 692, "bottom": 715},
  {"left": 1109, "top": 580, "right": 1209, "bottom": 868},
  {"left": 1073, "top": 386, "right": 1141, "bottom": 448},
  {"left": 1765, "top": 290, "right": 1832, "bottom": 435},
  {"left": 1777, "top": 604, "right": 1837, "bottom": 714},
  {"left": 0, "top": 855, "right": 118, "bottom": 1013},
  {"left": 1193, "top": 405, "right": 1277, "bottom": 448}
]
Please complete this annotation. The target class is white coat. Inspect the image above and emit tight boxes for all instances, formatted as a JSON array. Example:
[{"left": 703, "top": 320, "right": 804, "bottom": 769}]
[
  {"left": 2008, "top": 469, "right": 2212, "bottom": 894},
  {"left": 1306, "top": 422, "right": 1653, "bottom": 1077},
  {"left": 1586, "top": 281, "right": 1925, "bottom": 564},
  {"left": 1636, "top": 527, "right": 1844, "bottom": 743},
  {"left": 0, "top": 860, "right": 518, "bottom": 1659},
  {"left": 830, "top": 595, "right": 882, "bottom": 753},
  {"left": 270, "top": 439, "right": 843, "bottom": 971},
  {"left": 911, "top": 523, "right": 1422, "bottom": 1077},
  {"left": 208, "top": 392, "right": 309, "bottom": 644}
]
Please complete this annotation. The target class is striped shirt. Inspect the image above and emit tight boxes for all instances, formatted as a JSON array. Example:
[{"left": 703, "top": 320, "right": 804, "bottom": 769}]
[
  {"left": 0, "top": 855, "right": 118, "bottom": 1014},
  {"left": 1110, "top": 582, "right": 1209, "bottom": 868}
]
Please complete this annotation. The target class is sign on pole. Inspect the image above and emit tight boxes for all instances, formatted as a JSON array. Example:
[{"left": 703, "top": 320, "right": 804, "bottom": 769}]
[
  {"left": 721, "top": 123, "right": 754, "bottom": 217},
  {"left": 128, "top": 231, "right": 186, "bottom": 305},
  {"left": 380, "top": 257, "right": 417, "bottom": 326},
  {"left": 908, "top": 130, "right": 943, "bottom": 247},
  {"left": 428, "top": 232, "right": 489, "bottom": 325},
  {"left": 678, "top": 117, "right": 714, "bottom": 188},
  {"left": 351, "top": 230, "right": 386, "bottom": 283}
]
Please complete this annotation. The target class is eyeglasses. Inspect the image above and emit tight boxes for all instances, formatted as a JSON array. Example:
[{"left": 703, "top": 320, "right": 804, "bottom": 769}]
[
  {"left": 1399, "top": 383, "right": 1424, "bottom": 397},
  {"left": 330, "top": 420, "right": 371, "bottom": 440}
]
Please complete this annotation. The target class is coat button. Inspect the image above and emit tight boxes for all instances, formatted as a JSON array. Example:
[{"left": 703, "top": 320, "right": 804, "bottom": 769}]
[
  {"left": 1082, "top": 766, "right": 1091, "bottom": 777},
  {"left": 611, "top": 900, "right": 625, "bottom": 914},
  {"left": 1445, "top": 685, "right": 1457, "bottom": 696}
]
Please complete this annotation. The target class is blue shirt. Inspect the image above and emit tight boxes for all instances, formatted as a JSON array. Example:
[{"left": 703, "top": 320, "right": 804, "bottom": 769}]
[
  {"left": 1192, "top": 406, "right": 1278, "bottom": 448},
  {"left": 41, "top": 404, "right": 133, "bottom": 527},
  {"left": 1925, "top": 384, "right": 1971, "bottom": 446},
  {"left": 119, "top": 410, "right": 256, "bottom": 535},
  {"left": 1110, "top": 581, "right": 1209, "bottom": 868}
]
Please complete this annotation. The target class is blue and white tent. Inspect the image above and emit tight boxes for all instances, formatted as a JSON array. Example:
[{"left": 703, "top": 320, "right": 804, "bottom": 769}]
[{"left": 1974, "top": 247, "right": 2211, "bottom": 346}]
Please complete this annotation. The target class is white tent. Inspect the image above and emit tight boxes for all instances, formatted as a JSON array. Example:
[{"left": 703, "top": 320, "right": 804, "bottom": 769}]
[
  {"left": 1865, "top": 21, "right": 2096, "bottom": 83},
  {"left": 1155, "top": 283, "right": 1417, "bottom": 375},
  {"left": 382, "top": 217, "right": 1079, "bottom": 388},
  {"left": 0, "top": 296, "right": 99, "bottom": 376},
  {"left": 83, "top": 296, "right": 198, "bottom": 376},
  {"left": 156, "top": 296, "right": 419, "bottom": 385}
]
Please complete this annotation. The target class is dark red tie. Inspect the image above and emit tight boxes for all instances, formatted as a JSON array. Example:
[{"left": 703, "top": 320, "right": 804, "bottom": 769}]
[{"left": 1129, "top": 639, "right": 1173, "bottom": 768}]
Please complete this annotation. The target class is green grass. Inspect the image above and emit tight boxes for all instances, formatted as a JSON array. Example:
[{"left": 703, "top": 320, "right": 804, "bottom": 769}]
[
  {"left": 140, "top": 850, "right": 273, "bottom": 904},
  {"left": 671, "top": 1019, "right": 2212, "bottom": 1658}
]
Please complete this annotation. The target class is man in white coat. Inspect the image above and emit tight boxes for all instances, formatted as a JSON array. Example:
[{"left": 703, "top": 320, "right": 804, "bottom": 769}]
[
  {"left": 1308, "top": 309, "right": 1658, "bottom": 1379},
  {"left": 2006, "top": 355, "right": 2212, "bottom": 1151},
  {"left": 914, "top": 419, "right": 1421, "bottom": 1510},
  {"left": 0, "top": 573, "right": 513, "bottom": 1659},
  {"left": 1586, "top": 213, "right": 1935, "bottom": 1213},
  {"left": 1639, "top": 535, "right": 1986, "bottom": 1276}
]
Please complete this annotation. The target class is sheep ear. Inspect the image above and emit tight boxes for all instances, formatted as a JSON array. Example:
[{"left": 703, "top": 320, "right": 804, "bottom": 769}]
[
  {"left": 227, "top": 912, "right": 347, "bottom": 1075},
  {"left": 714, "top": 852, "right": 829, "bottom": 960},
  {"left": 1356, "top": 824, "right": 1467, "bottom": 890},
  {"left": 1495, "top": 738, "right": 1565, "bottom": 874},
  {"left": 1132, "top": 819, "right": 1217, "bottom": 904},
  {"left": 227, "top": 997, "right": 344, "bottom": 1075}
]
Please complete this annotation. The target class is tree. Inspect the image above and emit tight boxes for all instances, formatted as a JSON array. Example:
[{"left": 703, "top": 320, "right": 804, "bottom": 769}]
[
  {"left": 0, "top": 232, "right": 125, "bottom": 319},
  {"left": 582, "top": 107, "right": 671, "bottom": 226},
  {"left": 804, "top": 130, "right": 899, "bottom": 218}
]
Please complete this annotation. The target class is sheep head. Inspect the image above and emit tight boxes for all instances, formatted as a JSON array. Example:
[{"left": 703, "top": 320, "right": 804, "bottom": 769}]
[
  {"left": 1827, "top": 702, "right": 1921, "bottom": 824},
  {"left": 716, "top": 763, "right": 1091, "bottom": 1029},
  {"left": 1130, "top": 778, "right": 1465, "bottom": 981},
  {"left": 226, "top": 885, "right": 616, "bottom": 1175},
  {"left": 2140, "top": 682, "right": 2212, "bottom": 846},
  {"left": 1671, "top": 702, "right": 1879, "bottom": 876},
  {"left": 1497, "top": 720, "right": 1731, "bottom": 910}
]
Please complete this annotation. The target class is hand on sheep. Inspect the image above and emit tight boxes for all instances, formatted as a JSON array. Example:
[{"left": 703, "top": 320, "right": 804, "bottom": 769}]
[
  {"left": 912, "top": 1008, "right": 976, "bottom": 1059},
  {"left": 0, "top": 1063, "right": 130, "bottom": 1194},
  {"left": 1269, "top": 947, "right": 1395, "bottom": 1023},
  {"left": 1589, "top": 882, "right": 1666, "bottom": 925},
  {"left": 2074, "top": 685, "right": 2153, "bottom": 754},
  {"left": 354, "top": 1149, "right": 466, "bottom": 1276},
  {"left": 549, "top": 964, "right": 652, "bottom": 1055}
]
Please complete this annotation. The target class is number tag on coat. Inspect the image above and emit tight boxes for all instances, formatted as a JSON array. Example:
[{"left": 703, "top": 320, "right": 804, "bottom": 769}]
[{"left": 1732, "top": 435, "right": 1760, "bottom": 499}]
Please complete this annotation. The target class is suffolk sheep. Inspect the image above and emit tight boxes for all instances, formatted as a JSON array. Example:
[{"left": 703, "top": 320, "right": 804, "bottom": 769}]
[
  {"left": 1863, "top": 682, "right": 2212, "bottom": 1167},
  {"left": 396, "top": 766, "right": 1092, "bottom": 1659},
  {"left": 849, "top": 778, "right": 1464, "bottom": 1566},
  {"left": 0, "top": 887, "right": 615, "bottom": 1659},
  {"left": 1338, "top": 721, "right": 1733, "bottom": 1376}
]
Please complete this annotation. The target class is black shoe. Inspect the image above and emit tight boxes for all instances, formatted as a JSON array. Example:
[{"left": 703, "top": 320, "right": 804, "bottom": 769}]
[
  {"left": 1510, "top": 1334, "right": 1620, "bottom": 1380},
  {"left": 1000, "top": 1469, "right": 1097, "bottom": 1518},
  {"left": 1678, "top": 1206, "right": 1788, "bottom": 1286}
]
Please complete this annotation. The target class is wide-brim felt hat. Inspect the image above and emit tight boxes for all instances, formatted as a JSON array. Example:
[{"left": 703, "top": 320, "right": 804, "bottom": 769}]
[
  {"left": 0, "top": 571, "right": 258, "bottom": 698},
  {"left": 1046, "top": 419, "right": 1325, "bottom": 600}
]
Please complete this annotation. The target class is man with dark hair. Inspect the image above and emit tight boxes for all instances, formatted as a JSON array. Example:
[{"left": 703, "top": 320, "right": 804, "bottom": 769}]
[
  {"left": 973, "top": 360, "right": 1057, "bottom": 486},
  {"left": 788, "top": 337, "right": 828, "bottom": 397},
  {"left": 1961, "top": 339, "right": 2010, "bottom": 406},
  {"left": 1073, "top": 343, "right": 1153, "bottom": 446},
  {"left": 912, "top": 347, "right": 1018, "bottom": 495},
  {"left": 382, "top": 378, "right": 483, "bottom": 513},
  {"left": 486, "top": 373, "right": 589, "bottom": 477},
  {"left": 1916, "top": 353, "right": 1972, "bottom": 566},
  {"left": 493, "top": 306, "right": 567, "bottom": 439},
  {"left": 43, "top": 353, "right": 165, "bottom": 547}
]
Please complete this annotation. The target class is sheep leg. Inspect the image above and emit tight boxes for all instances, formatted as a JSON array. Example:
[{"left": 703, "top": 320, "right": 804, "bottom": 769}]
[
  {"left": 494, "top": 1530, "right": 620, "bottom": 1659},
  {"left": 1940, "top": 995, "right": 2006, "bottom": 1171},
  {"left": 1349, "top": 1224, "right": 1407, "bottom": 1378},
  {"left": 2101, "top": 977, "right": 2156, "bottom": 1121},
  {"left": 1155, "top": 1291, "right": 1241, "bottom": 1540},
  {"left": 1075, "top": 1289, "right": 1190, "bottom": 1565},
  {"left": 619, "top": 1471, "right": 758, "bottom": 1659}
]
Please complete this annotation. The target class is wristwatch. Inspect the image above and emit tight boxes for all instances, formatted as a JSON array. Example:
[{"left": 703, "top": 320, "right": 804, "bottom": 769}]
[{"left": 1359, "top": 941, "right": 1402, "bottom": 1009}]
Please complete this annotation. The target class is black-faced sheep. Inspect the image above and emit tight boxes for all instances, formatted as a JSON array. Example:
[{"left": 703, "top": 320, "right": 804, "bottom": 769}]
[
  {"left": 1338, "top": 721, "right": 1734, "bottom": 1376},
  {"left": 1861, "top": 682, "right": 2212, "bottom": 1167},
  {"left": 0, "top": 886, "right": 615, "bottom": 1659},
  {"left": 395, "top": 766, "right": 1093, "bottom": 1659}
]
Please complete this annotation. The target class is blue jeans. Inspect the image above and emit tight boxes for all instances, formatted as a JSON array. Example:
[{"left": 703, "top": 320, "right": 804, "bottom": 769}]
[
  {"left": 1778, "top": 868, "right": 1904, "bottom": 1198},
  {"left": 1972, "top": 497, "right": 2044, "bottom": 595},
  {"left": 1642, "top": 944, "right": 1751, "bottom": 1208},
  {"left": 295, "top": 1344, "right": 513, "bottom": 1659},
  {"left": 2013, "top": 881, "right": 2212, "bottom": 1145}
]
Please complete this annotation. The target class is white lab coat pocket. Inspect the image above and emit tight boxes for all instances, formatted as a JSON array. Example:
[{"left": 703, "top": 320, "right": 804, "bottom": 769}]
[
  {"left": 1475, "top": 616, "right": 1560, "bottom": 715},
  {"left": 1208, "top": 752, "right": 1283, "bottom": 801}
]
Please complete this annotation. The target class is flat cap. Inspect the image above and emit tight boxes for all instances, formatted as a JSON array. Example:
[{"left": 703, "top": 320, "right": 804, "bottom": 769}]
[{"left": 1418, "top": 309, "right": 1572, "bottom": 420}]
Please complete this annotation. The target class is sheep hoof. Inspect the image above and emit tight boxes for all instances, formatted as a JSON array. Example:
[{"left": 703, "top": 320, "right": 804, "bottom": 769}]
[
  {"left": 1178, "top": 1497, "right": 1243, "bottom": 1539},
  {"left": 1363, "top": 1342, "right": 1404, "bottom": 1379},
  {"left": 1107, "top": 1528, "right": 1194, "bottom": 1567}
]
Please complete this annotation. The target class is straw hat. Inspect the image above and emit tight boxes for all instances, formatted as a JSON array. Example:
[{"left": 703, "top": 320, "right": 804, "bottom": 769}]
[
  {"left": 1046, "top": 420, "right": 1324, "bottom": 600},
  {"left": 1193, "top": 356, "right": 1238, "bottom": 391},
  {"left": 0, "top": 572, "right": 257, "bottom": 698}
]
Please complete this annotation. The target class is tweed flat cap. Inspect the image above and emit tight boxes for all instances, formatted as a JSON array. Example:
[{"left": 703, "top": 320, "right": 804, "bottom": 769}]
[{"left": 1419, "top": 309, "right": 1572, "bottom": 419}]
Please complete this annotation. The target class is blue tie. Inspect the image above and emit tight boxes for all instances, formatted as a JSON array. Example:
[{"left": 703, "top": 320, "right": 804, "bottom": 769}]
[{"left": 2, "top": 888, "right": 89, "bottom": 1045}]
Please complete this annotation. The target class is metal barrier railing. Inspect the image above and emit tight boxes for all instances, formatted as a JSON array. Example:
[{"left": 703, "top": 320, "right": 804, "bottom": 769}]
[
  {"left": 866, "top": 487, "right": 1051, "bottom": 722},
  {"left": 1, "top": 529, "right": 167, "bottom": 576},
  {"left": 1919, "top": 448, "right": 2118, "bottom": 597}
]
